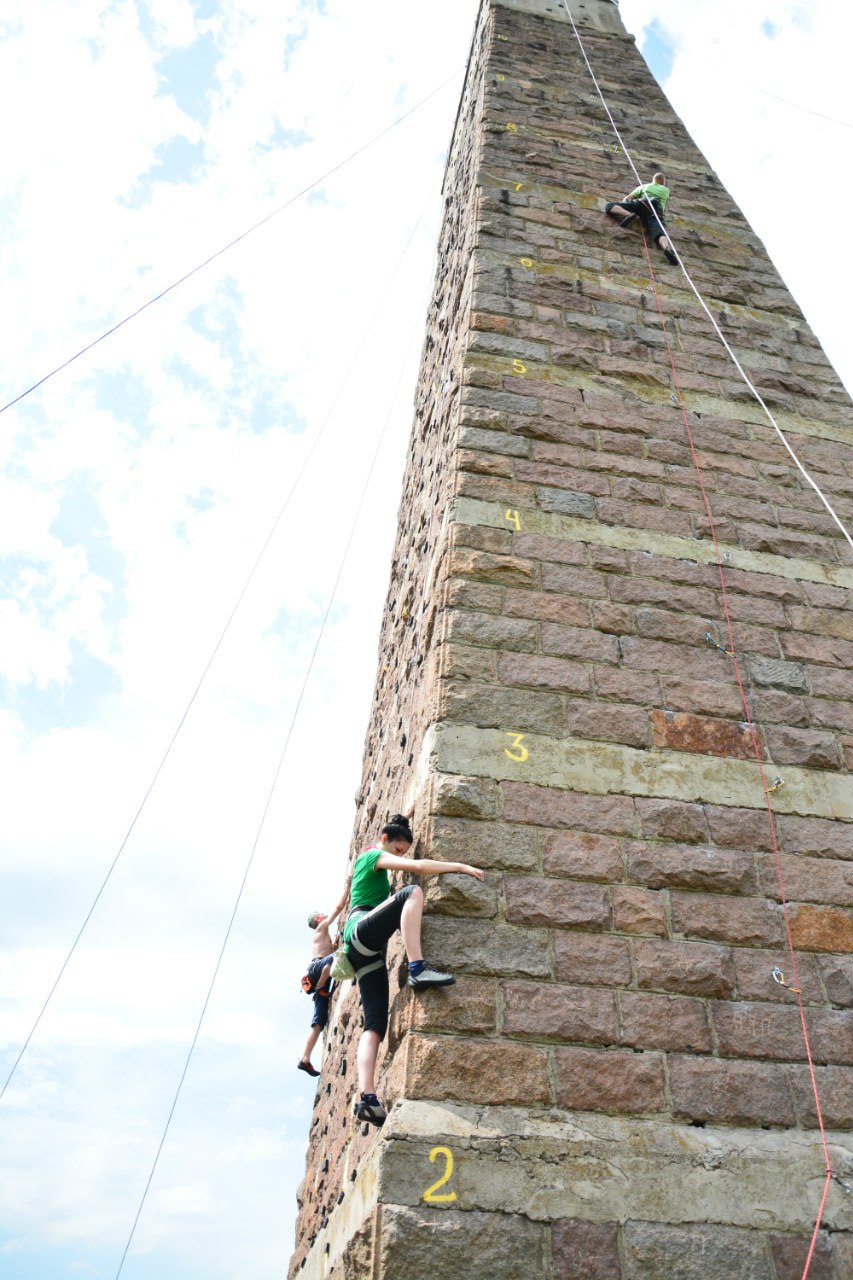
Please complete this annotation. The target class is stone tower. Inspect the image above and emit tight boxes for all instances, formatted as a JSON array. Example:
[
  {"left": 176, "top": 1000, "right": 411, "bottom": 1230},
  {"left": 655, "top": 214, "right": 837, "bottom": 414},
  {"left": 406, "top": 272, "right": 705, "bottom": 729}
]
[{"left": 289, "top": 1, "right": 853, "bottom": 1276}]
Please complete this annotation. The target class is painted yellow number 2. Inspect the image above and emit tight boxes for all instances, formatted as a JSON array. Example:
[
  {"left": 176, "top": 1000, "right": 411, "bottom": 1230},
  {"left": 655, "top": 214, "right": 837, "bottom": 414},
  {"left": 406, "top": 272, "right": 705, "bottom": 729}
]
[
  {"left": 505, "top": 508, "right": 521, "bottom": 532},
  {"left": 504, "top": 732, "right": 529, "bottom": 763},
  {"left": 423, "top": 1147, "right": 457, "bottom": 1203}
]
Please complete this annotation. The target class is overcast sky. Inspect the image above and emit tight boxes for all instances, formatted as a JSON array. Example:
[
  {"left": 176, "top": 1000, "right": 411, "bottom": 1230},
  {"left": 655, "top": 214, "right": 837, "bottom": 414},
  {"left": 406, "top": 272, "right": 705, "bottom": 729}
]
[{"left": 1, "top": 2, "right": 851, "bottom": 1277}]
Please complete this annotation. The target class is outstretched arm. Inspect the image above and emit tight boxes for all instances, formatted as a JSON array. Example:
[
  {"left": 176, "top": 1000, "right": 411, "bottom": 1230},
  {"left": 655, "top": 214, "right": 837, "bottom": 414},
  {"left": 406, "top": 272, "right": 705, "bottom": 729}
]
[
  {"left": 325, "top": 875, "right": 352, "bottom": 927},
  {"left": 376, "top": 852, "right": 484, "bottom": 881}
]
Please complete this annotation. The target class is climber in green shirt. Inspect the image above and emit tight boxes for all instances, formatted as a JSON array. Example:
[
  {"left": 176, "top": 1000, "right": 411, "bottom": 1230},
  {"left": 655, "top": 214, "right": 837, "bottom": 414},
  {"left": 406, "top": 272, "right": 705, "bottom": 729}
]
[
  {"left": 342, "top": 809, "right": 484, "bottom": 1127},
  {"left": 605, "top": 170, "right": 677, "bottom": 265}
]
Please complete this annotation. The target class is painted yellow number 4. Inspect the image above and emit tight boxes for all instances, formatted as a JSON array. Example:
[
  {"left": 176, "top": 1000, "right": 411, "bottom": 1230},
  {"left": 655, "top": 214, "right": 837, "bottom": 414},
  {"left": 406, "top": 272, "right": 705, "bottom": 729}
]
[
  {"left": 504, "top": 732, "right": 528, "bottom": 763},
  {"left": 505, "top": 508, "right": 521, "bottom": 532},
  {"left": 423, "top": 1147, "right": 457, "bottom": 1203}
]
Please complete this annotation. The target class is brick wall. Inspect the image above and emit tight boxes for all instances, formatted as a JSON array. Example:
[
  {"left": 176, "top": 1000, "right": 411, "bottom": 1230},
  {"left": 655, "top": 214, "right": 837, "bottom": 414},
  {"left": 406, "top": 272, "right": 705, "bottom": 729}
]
[{"left": 290, "top": 1, "right": 853, "bottom": 1275}]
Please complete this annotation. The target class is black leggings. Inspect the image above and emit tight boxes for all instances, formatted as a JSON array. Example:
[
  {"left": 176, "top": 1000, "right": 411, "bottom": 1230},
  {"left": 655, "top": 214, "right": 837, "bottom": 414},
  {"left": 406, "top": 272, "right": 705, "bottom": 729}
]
[
  {"left": 346, "top": 885, "right": 417, "bottom": 1037},
  {"left": 615, "top": 197, "right": 666, "bottom": 243}
]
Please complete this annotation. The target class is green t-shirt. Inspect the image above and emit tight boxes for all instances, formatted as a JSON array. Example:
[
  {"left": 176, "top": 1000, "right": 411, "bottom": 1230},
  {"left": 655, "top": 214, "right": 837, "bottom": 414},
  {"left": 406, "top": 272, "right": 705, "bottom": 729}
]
[
  {"left": 629, "top": 182, "right": 669, "bottom": 212},
  {"left": 343, "top": 849, "right": 390, "bottom": 943}
]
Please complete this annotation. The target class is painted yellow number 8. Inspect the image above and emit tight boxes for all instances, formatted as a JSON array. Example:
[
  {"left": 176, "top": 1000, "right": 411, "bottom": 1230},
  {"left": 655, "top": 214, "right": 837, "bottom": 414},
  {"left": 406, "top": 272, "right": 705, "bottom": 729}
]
[
  {"left": 423, "top": 1146, "right": 457, "bottom": 1203},
  {"left": 505, "top": 732, "right": 529, "bottom": 763}
]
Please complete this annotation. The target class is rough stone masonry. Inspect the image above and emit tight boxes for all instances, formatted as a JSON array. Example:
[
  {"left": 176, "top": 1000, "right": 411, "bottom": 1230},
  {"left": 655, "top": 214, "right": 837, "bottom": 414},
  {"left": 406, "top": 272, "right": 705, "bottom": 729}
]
[{"left": 288, "top": 1, "right": 853, "bottom": 1275}]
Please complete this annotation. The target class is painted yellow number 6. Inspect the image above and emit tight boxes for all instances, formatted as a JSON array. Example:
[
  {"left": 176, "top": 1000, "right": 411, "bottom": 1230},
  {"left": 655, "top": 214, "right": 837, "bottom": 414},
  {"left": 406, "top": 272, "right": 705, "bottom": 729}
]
[
  {"left": 504, "top": 732, "right": 528, "bottom": 763},
  {"left": 423, "top": 1146, "right": 457, "bottom": 1203}
]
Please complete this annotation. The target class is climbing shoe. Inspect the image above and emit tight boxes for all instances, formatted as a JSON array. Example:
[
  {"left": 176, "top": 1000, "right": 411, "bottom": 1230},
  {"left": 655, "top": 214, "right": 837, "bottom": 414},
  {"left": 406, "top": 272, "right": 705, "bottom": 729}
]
[
  {"left": 297, "top": 1060, "right": 320, "bottom": 1077},
  {"left": 663, "top": 247, "right": 678, "bottom": 265},
  {"left": 355, "top": 1094, "right": 387, "bottom": 1126},
  {"left": 407, "top": 964, "right": 456, "bottom": 991}
]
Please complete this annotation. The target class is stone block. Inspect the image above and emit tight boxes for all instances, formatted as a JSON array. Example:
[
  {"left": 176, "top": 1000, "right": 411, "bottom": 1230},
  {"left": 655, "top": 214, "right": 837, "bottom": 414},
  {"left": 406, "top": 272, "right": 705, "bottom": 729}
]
[
  {"left": 506, "top": 875, "right": 611, "bottom": 930},
  {"left": 389, "top": 979, "right": 498, "bottom": 1045},
  {"left": 625, "top": 840, "right": 758, "bottom": 895},
  {"left": 611, "top": 886, "right": 668, "bottom": 937},
  {"left": 731, "top": 947, "right": 824, "bottom": 1007},
  {"left": 540, "top": 621, "right": 621, "bottom": 662},
  {"left": 551, "top": 1220, "right": 621, "bottom": 1280},
  {"left": 758, "top": 853, "right": 853, "bottom": 908},
  {"left": 634, "top": 938, "right": 734, "bottom": 998},
  {"left": 568, "top": 700, "right": 650, "bottom": 748},
  {"left": 662, "top": 676, "right": 745, "bottom": 718},
  {"left": 594, "top": 666, "right": 661, "bottom": 704},
  {"left": 377, "top": 1205, "right": 550, "bottom": 1280},
  {"left": 789, "top": 905, "right": 853, "bottom": 953},
  {"left": 619, "top": 992, "right": 712, "bottom": 1054},
  {"left": 504, "top": 587, "right": 590, "bottom": 625},
  {"left": 789, "top": 1064, "right": 853, "bottom": 1128},
  {"left": 422, "top": 917, "right": 551, "bottom": 978},
  {"left": 669, "top": 1056, "right": 796, "bottom": 1127},
  {"left": 503, "top": 981, "right": 618, "bottom": 1045},
  {"left": 399, "top": 1034, "right": 552, "bottom": 1106},
  {"left": 712, "top": 1000, "right": 809, "bottom": 1062},
  {"left": 768, "top": 1231, "right": 835, "bottom": 1280},
  {"left": 554, "top": 933, "right": 632, "bottom": 987},
  {"left": 622, "top": 1222, "right": 775, "bottom": 1280},
  {"left": 447, "top": 546, "right": 538, "bottom": 587},
  {"left": 554, "top": 1046, "right": 666, "bottom": 1115},
  {"left": 430, "top": 774, "right": 500, "bottom": 819},
  {"left": 496, "top": 650, "right": 591, "bottom": 693},
  {"left": 440, "top": 680, "right": 566, "bottom": 734},
  {"left": 651, "top": 709, "right": 760, "bottom": 761},
  {"left": 764, "top": 725, "right": 843, "bottom": 770},
  {"left": 447, "top": 609, "right": 539, "bottom": 652},
  {"left": 704, "top": 805, "right": 777, "bottom": 851},
  {"left": 428, "top": 815, "right": 540, "bottom": 871},
  {"left": 670, "top": 892, "right": 784, "bottom": 947},
  {"left": 424, "top": 873, "right": 500, "bottom": 918},
  {"left": 777, "top": 815, "right": 853, "bottom": 860},
  {"left": 747, "top": 654, "right": 808, "bottom": 691},
  {"left": 636, "top": 798, "right": 709, "bottom": 844},
  {"left": 543, "top": 830, "right": 624, "bottom": 882},
  {"left": 817, "top": 955, "right": 853, "bottom": 1007},
  {"left": 502, "top": 782, "right": 636, "bottom": 834}
]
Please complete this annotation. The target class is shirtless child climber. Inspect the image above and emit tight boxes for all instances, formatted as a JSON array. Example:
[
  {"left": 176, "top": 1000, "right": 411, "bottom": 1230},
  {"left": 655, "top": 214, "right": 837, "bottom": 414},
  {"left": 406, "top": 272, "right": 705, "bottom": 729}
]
[{"left": 298, "top": 879, "right": 350, "bottom": 1077}]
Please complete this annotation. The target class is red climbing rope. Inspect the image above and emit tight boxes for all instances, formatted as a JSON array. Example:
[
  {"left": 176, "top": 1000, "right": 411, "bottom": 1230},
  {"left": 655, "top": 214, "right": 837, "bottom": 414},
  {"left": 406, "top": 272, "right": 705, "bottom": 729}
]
[{"left": 639, "top": 227, "right": 834, "bottom": 1278}]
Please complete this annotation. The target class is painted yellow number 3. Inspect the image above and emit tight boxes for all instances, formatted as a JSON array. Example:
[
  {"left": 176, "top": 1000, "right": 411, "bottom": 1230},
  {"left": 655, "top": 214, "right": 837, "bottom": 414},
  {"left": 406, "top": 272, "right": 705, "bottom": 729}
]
[
  {"left": 504, "top": 732, "right": 529, "bottom": 763},
  {"left": 423, "top": 1147, "right": 457, "bottom": 1203}
]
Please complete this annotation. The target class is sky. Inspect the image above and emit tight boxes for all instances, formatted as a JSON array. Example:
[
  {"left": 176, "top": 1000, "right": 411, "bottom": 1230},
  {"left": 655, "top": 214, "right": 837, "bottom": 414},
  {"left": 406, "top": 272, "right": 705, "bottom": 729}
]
[{"left": 1, "top": 2, "right": 851, "bottom": 1277}]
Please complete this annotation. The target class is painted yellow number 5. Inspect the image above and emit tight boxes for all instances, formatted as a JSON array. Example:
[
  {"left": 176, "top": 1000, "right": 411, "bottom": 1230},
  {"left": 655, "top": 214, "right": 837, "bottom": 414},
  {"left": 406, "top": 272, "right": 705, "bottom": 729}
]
[
  {"left": 504, "top": 732, "right": 528, "bottom": 763},
  {"left": 512, "top": 358, "right": 526, "bottom": 375},
  {"left": 423, "top": 1146, "right": 457, "bottom": 1203}
]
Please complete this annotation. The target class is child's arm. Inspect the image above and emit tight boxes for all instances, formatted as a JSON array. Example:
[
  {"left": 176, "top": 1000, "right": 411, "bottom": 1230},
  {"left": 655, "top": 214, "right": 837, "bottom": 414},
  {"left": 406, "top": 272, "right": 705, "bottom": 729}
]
[{"left": 326, "top": 875, "right": 352, "bottom": 928}]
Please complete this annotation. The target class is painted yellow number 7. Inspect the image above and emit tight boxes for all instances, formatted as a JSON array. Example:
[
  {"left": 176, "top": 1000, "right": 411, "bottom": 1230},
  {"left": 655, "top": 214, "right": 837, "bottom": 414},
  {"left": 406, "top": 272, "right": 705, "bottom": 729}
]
[{"left": 423, "top": 1146, "right": 457, "bottom": 1203}]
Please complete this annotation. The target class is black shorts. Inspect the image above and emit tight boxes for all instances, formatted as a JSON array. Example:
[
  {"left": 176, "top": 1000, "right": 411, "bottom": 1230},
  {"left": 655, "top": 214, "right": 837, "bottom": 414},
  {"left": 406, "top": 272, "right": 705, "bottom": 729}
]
[
  {"left": 619, "top": 197, "right": 667, "bottom": 242},
  {"left": 345, "top": 885, "right": 417, "bottom": 1038},
  {"left": 308, "top": 953, "right": 334, "bottom": 1029}
]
